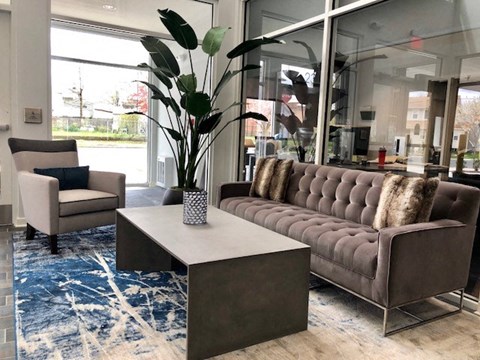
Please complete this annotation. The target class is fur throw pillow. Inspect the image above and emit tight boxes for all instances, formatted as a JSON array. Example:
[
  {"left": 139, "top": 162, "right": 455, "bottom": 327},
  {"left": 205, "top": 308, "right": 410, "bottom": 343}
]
[
  {"left": 372, "top": 173, "right": 439, "bottom": 230},
  {"left": 249, "top": 158, "right": 294, "bottom": 202}
]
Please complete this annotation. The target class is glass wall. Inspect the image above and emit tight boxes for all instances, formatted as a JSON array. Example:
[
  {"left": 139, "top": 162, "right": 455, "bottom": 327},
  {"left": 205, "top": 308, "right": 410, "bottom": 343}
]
[
  {"left": 334, "top": 0, "right": 359, "bottom": 8},
  {"left": 248, "top": 0, "right": 325, "bottom": 38},
  {"left": 244, "top": 25, "right": 324, "bottom": 179},
  {"left": 327, "top": 0, "right": 480, "bottom": 177}
]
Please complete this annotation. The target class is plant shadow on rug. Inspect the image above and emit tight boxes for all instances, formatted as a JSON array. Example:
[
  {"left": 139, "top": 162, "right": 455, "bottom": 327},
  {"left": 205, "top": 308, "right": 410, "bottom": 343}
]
[{"left": 13, "top": 226, "right": 466, "bottom": 360}]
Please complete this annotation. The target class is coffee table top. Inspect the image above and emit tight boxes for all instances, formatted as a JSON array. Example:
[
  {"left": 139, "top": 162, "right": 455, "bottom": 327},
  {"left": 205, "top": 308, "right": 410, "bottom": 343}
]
[{"left": 117, "top": 205, "right": 309, "bottom": 266}]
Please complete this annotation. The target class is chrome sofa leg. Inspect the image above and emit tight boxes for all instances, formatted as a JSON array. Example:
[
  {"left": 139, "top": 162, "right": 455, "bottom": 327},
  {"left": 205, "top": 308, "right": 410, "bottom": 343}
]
[
  {"left": 383, "top": 308, "right": 389, "bottom": 336},
  {"left": 459, "top": 289, "right": 464, "bottom": 310},
  {"left": 384, "top": 289, "right": 465, "bottom": 336}
]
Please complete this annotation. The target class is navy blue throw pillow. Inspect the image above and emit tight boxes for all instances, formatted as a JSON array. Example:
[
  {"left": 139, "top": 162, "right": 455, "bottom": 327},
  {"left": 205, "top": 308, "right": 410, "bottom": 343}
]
[{"left": 33, "top": 166, "right": 89, "bottom": 191}]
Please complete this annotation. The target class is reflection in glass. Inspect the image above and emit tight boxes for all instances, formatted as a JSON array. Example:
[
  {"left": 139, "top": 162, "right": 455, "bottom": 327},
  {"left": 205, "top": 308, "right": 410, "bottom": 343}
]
[
  {"left": 244, "top": 25, "right": 324, "bottom": 179},
  {"left": 334, "top": 0, "right": 359, "bottom": 8},
  {"left": 327, "top": 0, "right": 480, "bottom": 175},
  {"left": 247, "top": 0, "right": 325, "bottom": 38}
]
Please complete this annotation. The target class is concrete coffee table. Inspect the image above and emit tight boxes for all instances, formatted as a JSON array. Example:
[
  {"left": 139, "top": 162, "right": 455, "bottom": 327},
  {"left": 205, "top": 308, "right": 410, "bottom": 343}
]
[{"left": 116, "top": 205, "right": 310, "bottom": 360}]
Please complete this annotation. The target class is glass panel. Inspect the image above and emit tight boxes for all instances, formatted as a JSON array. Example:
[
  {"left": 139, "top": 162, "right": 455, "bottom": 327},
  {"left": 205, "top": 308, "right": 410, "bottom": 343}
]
[
  {"left": 51, "top": 28, "right": 150, "bottom": 184},
  {"left": 243, "top": 25, "right": 323, "bottom": 180},
  {"left": 450, "top": 84, "right": 480, "bottom": 175},
  {"left": 247, "top": 0, "right": 325, "bottom": 38},
  {"left": 327, "top": 0, "right": 480, "bottom": 174},
  {"left": 51, "top": 28, "right": 147, "bottom": 67},
  {"left": 334, "top": 0, "right": 359, "bottom": 8},
  {"left": 449, "top": 83, "right": 480, "bottom": 301},
  {"left": 329, "top": 0, "right": 480, "bottom": 302}
]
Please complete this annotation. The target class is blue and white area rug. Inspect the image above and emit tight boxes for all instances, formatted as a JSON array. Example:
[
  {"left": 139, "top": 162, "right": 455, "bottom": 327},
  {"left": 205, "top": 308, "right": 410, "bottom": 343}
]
[
  {"left": 13, "top": 226, "right": 187, "bottom": 359},
  {"left": 13, "top": 226, "right": 480, "bottom": 359}
]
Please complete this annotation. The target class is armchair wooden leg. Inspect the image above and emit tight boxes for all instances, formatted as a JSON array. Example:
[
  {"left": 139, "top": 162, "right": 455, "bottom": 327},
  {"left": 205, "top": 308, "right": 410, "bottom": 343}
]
[
  {"left": 26, "top": 224, "right": 36, "bottom": 240},
  {"left": 48, "top": 235, "right": 58, "bottom": 254}
]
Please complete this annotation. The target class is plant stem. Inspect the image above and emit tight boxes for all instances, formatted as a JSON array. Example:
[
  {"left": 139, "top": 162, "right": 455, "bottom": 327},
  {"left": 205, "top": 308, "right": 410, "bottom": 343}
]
[
  {"left": 211, "top": 59, "right": 233, "bottom": 106},
  {"left": 188, "top": 49, "right": 194, "bottom": 77},
  {"left": 194, "top": 118, "right": 237, "bottom": 169},
  {"left": 202, "top": 56, "right": 211, "bottom": 93}
]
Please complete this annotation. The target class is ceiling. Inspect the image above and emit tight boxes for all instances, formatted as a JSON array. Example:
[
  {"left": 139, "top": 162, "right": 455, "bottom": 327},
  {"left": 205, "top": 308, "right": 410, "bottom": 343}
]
[{"left": 51, "top": 0, "right": 213, "bottom": 38}]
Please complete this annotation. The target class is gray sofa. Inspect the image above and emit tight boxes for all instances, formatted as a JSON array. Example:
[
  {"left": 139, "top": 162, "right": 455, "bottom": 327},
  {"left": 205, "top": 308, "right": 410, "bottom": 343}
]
[{"left": 217, "top": 163, "right": 480, "bottom": 334}]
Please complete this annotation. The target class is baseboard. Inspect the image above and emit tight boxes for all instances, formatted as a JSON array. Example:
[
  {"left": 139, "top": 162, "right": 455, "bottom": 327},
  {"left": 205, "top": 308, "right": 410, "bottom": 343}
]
[{"left": 0, "top": 204, "right": 12, "bottom": 225}]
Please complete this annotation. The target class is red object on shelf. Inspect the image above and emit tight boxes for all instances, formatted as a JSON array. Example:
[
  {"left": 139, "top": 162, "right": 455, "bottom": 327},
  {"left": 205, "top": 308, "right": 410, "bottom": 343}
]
[{"left": 378, "top": 148, "right": 386, "bottom": 166}]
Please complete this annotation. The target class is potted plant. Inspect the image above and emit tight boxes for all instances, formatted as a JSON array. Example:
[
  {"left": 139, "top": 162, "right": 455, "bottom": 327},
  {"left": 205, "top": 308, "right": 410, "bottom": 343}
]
[{"left": 131, "top": 9, "right": 281, "bottom": 223}]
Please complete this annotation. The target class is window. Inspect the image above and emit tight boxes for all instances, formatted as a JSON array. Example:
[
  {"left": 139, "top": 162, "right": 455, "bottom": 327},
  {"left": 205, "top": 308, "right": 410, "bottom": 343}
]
[
  {"left": 327, "top": 0, "right": 480, "bottom": 168},
  {"left": 247, "top": 0, "right": 325, "bottom": 38},
  {"left": 51, "top": 26, "right": 150, "bottom": 184},
  {"left": 243, "top": 24, "right": 324, "bottom": 179}
]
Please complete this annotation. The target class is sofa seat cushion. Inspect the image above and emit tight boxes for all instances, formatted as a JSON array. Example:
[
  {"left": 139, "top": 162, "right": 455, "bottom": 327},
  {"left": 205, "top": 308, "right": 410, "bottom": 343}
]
[
  {"left": 220, "top": 196, "right": 379, "bottom": 278},
  {"left": 59, "top": 189, "right": 118, "bottom": 217}
]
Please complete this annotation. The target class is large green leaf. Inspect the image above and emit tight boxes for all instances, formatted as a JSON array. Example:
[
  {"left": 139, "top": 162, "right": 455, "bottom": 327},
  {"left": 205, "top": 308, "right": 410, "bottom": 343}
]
[
  {"left": 198, "top": 112, "right": 223, "bottom": 134},
  {"left": 233, "top": 111, "right": 268, "bottom": 122},
  {"left": 158, "top": 9, "right": 198, "bottom": 50},
  {"left": 213, "top": 64, "right": 261, "bottom": 98},
  {"left": 227, "top": 37, "right": 283, "bottom": 59},
  {"left": 184, "top": 92, "right": 211, "bottom": 117},
  {"left": 164, "top": 127, "right": 183, "bottom": 141},
  {"left": 177, "top": 74, "right": 197, "bottom": 93},
  {"left": 126, "top": 111, "right": 181, "bottom": 140},
  {"left": 202, "top": 27, "right": 230, "bottom": 56},
  {"left": 141, "top": 36, "right": 180, "bottom": 77},
  {"left": 135, "top": 80, "right": 164, "bottom": 98},
  {"left": 138, "top": 63, "right": 173, "bottom": 89},
  {"left": 161, "top": 97, "right": 181, "bottom": 117}
]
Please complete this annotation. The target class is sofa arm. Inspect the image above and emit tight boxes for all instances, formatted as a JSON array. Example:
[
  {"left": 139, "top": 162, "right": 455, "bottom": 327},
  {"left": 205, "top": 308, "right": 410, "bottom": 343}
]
[
  {"left": 17, "top": 171, "right": 60, "bottom": 235},
  {"left": 376, "top": 219, "right": 475, "bottom": 308},
  {"left": 88, "top": 170, "right": 126, "bottom": 208},
  {"left": 216, "top": 181, "right": 252, "bottom": 208}
]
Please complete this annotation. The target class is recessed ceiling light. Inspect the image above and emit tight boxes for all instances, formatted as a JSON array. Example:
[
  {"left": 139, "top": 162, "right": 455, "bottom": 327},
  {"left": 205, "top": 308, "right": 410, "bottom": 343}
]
[{"left": 102, "top": 1, "right": 117, "bottom": 11}]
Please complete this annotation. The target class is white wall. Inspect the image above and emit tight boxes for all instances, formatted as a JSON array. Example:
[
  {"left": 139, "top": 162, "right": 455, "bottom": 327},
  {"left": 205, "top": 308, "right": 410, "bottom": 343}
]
[
  {"left": 208, "top": 0, "right": 246, "bottom": 204},
  {"left": 0, "top": 11, "right": 11, "bottom": 208},
  {"left": 9, "top": 0, "right": 51, "bottom": 225}
]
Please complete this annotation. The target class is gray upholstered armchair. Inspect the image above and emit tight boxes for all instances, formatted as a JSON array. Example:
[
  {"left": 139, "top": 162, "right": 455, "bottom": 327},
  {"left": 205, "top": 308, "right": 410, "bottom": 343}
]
[{"left": 8, "top": 138, "right": 126, "bottom": 254}]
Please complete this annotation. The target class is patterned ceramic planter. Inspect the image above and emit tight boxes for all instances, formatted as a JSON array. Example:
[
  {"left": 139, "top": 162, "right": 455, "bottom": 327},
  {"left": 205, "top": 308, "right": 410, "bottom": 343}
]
[{"left": 183, "top": 190, "right": 208, "bottom": 225}]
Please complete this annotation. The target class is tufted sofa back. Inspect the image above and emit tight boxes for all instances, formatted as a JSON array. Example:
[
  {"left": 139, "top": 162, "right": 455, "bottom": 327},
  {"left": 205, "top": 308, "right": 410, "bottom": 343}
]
[
  {"left": 285, "top": 164, "right": 384, "bottom": 226},
  {"left": 285, "top": 163, "right": 480, "bottom": 227}
]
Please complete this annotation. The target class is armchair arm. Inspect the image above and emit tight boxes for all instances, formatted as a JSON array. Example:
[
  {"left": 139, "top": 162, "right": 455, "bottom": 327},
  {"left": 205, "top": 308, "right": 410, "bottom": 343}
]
[
  {"left": 216, "top": 181, "right": 252, "bottom": 208},
  {"left": 88, "top": 170, "right": 126, "bottom": 208},
  {"left": 17, "top": 171, "right": 59, "bottom": 235},
  {"left": 375, "top": 219, "right": 475, "bottom": 308}
]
